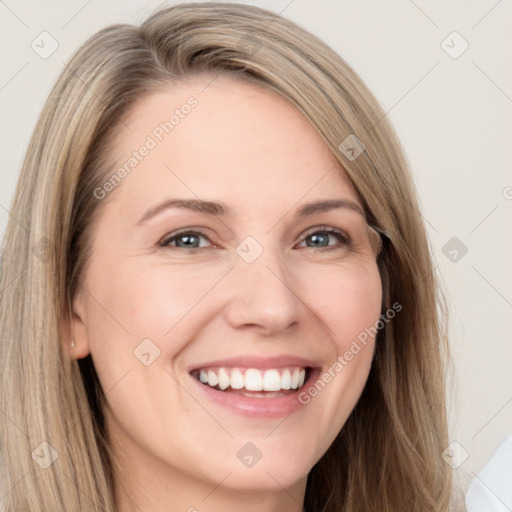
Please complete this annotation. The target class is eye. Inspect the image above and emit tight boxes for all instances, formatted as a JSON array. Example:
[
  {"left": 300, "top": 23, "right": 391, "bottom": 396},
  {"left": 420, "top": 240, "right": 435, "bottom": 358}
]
[
  {"left": 159, "top": 230, "right": 213, "bottom": 250},
  {"left": 296, "top": 227, "right": 350, "bottom": 250},
  {"left": 159, "top": 226, "right": 350, "bottom": 253}
]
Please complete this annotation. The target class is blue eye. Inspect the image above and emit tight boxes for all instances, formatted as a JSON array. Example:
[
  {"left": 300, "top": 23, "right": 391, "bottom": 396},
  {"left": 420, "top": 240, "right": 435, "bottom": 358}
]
[
  {"left": 297, "top": 228, "right": 350, "bottom": 249},
  {"left": 159, "top": 227, "right": 350, "bottom": 252},
  {"left": 160, "top": 230, "right": 210, "bottom": 250}
]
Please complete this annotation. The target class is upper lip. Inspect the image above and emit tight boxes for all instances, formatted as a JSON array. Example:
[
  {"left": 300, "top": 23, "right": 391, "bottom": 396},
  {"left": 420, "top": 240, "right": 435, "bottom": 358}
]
[{"left": 188, "top": 355, "right": 319, "bottom": 372}]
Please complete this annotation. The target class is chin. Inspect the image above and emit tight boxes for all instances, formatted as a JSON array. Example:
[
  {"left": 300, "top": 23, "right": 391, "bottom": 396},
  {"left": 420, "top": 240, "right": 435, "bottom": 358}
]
[{"left": 219, "top": 463, "right": 310, "bottom": 492}]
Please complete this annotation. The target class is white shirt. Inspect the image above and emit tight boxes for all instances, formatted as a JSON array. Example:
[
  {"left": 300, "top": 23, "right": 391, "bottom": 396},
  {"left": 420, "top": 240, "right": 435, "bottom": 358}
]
[{"left": 465, "top": 433, "right": 512, "bottom": 512}]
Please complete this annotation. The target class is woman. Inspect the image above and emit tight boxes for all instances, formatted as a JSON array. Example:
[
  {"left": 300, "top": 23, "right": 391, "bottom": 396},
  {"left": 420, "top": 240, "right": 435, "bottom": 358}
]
[{"left": 0, "top": 3, "right": 457, "bottom": 511}]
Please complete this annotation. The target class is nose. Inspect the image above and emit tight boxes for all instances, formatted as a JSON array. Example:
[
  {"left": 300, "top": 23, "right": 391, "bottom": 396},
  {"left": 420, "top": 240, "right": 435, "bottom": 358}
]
[{"left": 224, "top": 252, "right": 303, "bottom": 336}]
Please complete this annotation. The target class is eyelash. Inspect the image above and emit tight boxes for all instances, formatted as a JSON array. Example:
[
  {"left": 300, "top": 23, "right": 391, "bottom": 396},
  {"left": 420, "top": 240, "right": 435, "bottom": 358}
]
[{"left": 159, "top": 226, "right": 350, "bottom": 253}]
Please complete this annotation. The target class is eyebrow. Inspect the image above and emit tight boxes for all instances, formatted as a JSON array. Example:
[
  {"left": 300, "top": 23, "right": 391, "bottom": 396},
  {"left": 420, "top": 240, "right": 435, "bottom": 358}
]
[{"left": 137, "top": 198, "right": 364, "bottom": 225}]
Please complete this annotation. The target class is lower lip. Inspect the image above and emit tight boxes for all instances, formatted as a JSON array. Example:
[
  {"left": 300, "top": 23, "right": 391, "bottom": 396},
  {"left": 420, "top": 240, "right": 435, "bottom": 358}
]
[{"left": 189, "top": 370, "right": 318, "bottom": 418}]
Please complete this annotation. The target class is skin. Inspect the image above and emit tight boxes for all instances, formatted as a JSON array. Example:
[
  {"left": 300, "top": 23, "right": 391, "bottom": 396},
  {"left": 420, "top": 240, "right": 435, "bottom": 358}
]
[{"left": 69, "top": 75, "right": 382, "bottom": 512}]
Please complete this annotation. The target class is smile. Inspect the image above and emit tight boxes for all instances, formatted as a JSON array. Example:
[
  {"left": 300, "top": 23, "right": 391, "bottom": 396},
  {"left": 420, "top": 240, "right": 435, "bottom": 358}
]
[
  {"left": 191, "top": 366, "right": 308, "bottom": 394},
  {"left": 188, "top": 356, "right": 320, "bottom": 417}
]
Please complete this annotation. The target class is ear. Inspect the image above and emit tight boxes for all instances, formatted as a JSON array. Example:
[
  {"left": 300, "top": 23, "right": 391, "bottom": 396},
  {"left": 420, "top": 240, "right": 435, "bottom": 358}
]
[{"left": 61, "top": 289, "right": 92, "bottom": 360}]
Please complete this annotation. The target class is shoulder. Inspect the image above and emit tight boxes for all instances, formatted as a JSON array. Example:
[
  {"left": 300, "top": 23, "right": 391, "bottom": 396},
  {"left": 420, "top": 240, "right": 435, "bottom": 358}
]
[{"left": 465, "top": 433, "right": 512, "bottom": 512}]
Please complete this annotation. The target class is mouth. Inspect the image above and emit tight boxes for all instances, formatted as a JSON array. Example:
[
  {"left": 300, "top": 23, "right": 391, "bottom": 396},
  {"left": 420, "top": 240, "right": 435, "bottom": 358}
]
[
  {"left": 190, "top": 366, "right": 311, "bottom": 398},
  {"left": 187, "top": 356, "right": 320, "bottom": 418}
]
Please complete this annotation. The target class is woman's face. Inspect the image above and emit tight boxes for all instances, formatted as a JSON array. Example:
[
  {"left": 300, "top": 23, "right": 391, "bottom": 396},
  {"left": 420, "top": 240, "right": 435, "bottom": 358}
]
[{"left": 72, "top": 75, "right": 382, "bottom": 507}]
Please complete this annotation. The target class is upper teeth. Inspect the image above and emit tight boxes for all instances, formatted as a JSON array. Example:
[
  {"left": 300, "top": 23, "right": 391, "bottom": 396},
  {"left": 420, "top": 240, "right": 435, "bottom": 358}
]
[{"left": 196, "top": 367, "right": 307, "bottom": 392}]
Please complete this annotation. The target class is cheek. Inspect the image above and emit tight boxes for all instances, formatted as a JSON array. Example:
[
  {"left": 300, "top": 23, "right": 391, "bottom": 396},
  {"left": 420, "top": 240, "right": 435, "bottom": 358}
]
[
  {"left": 308, "top": 263, "right": 383, "bottom": 347},
  {"left": 298, "top": 264, "right": 382, "bottom": 438},
  {"left": 88, "top": 260, "right": 230, "bottom": 353}
]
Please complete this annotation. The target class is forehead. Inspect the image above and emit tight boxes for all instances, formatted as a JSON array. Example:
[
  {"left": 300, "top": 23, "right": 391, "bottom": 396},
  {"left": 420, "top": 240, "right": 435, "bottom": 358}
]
[{"left": 106, "top": 75, "right": 361, "bottom": 218}]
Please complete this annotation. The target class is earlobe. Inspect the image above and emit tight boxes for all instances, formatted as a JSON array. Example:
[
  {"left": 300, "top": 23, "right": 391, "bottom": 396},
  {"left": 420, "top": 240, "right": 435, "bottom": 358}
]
[
  {"left": 69, "top": 335, "right": 90, "bottom": 360},
  {"left": 62, "top": 291, "right": 91, "bottom": 360}
]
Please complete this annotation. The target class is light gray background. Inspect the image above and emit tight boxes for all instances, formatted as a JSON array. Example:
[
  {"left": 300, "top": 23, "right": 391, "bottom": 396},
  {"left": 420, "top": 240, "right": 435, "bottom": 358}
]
[{"left": 1, "top": 0, "right": 511, "bottom": 493}]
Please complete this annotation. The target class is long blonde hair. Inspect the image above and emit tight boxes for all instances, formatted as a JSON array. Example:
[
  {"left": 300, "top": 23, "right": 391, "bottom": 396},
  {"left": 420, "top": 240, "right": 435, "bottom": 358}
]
[{"left": 0, "top": 3, "right": 454, "bottom": 510}]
